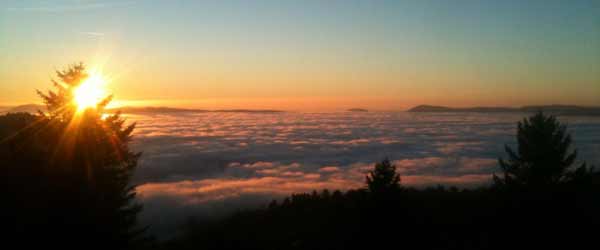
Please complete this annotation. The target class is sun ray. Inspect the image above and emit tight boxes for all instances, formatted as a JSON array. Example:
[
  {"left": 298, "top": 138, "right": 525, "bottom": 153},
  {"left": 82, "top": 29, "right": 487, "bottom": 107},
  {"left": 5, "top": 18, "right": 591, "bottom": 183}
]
[{"left": 73, "top": 71, "right": 108, "bottom": 112}]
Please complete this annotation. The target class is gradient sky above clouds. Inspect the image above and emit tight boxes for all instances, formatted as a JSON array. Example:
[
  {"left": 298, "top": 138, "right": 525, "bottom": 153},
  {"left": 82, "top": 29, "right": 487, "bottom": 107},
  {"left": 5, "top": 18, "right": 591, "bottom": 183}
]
[{"left": 1, "top": 0, "right": 599, "bottom": 109}]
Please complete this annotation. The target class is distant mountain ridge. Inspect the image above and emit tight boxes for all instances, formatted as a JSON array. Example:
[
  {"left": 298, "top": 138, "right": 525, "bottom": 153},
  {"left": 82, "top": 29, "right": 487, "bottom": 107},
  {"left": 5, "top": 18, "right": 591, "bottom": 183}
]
[
  {"left": 408, "top": 105, "right": 600, "bottom": 116},
  {"left": 2, "top": 104, "right": 45, "bottom": 114},
  {"left": 4, "top": 104, "right": 599, "bottom": 116},
  {"left": 1, "top": 104, "right": 284, "bottom": 114},
  {"left": 110, "top": 106, "right": 208, "bottom": 114},
  {"left": 347, "top": 108, "right": 368, "bottom": 112},
  {"left": 113, "top": 106, "right": 284, "bottom": 114}
]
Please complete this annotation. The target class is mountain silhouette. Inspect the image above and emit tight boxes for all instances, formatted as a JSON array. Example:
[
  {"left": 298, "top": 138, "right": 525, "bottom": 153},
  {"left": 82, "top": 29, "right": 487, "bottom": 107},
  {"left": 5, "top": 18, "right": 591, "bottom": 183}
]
[{"left": 408, "top": 104, "right": 600, "bottom": 115}]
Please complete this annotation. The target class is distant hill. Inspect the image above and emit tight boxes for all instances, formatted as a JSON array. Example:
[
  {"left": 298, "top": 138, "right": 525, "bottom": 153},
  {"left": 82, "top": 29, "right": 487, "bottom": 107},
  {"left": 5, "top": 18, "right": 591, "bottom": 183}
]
[
  {"left": 1, "top": 105, "right": 284, "bottom": 115},
  {"left": 520, "top": 105, "right": 600, "bottom": 115},
  {"left": 408, "top": 105, "right": 517, "bottom": 113},
  {"left": 4, "top": 104, "right": 45, "bottom": 114},
  {"left": 347, "top": 108, "right": 368, "bottom": 112},
  {"left": 109, "top": 106, "right": 284, "bottom": 114},
  {"left": 211, "top": 109, "right": 284, "bottom": 113},
  {"left": 408, "top": 105, "right": 600, "bottom": 116},
  {"left": 108, "top": 106, "right": 209, "bottom": 114}
]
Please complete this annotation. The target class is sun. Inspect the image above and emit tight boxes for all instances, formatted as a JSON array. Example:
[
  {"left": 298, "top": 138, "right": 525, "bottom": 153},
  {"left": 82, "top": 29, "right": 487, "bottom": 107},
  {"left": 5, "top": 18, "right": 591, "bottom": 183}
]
[{"left": 73, "top": 72, "right": 107, "bottom": 112}]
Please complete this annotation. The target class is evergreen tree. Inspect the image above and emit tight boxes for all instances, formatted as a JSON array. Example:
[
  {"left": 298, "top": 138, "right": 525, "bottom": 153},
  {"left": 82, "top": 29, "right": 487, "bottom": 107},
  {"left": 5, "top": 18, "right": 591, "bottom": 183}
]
[
  {"left": 494, "top": 111, "right": 592, "bottom": 187},
  {"left": 366, "top": 158, "right": 401, "bottom": 193},
  {"left": 1, "top": 63, "right": 144, "bottom": 248}
]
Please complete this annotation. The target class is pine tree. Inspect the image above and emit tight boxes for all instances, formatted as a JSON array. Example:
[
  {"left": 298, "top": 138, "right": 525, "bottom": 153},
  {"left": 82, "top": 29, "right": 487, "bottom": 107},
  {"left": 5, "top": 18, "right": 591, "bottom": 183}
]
[
  {"left": 494, "top": 111, "right": 592, "bottom": 187},
  {"left": 2, "top": 63, "right": 144, "bottom": 248},
  {"left": 366, "top": 158, "right": 401, "bottom": 193}
]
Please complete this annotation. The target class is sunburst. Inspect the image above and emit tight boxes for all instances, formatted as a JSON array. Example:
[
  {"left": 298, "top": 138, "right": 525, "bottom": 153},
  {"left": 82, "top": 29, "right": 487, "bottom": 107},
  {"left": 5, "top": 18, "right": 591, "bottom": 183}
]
[{"left": 73, "top": 72, "right": 107, "bottom": 112}]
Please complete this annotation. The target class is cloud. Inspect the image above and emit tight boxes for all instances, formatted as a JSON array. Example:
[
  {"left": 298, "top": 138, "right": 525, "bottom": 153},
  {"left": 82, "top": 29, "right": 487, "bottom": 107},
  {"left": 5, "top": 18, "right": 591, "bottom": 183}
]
[
  {"left": 135, "top": 155, "right": 497, "bottom": 235},
  {"left": 128, "top": 111, "right": 600, "bottom": 185},
  {"left": 319, "top": 166, "right": 341, "bottom": 173},
  {"left": 125, "top": 111, "right": 600, "bottom": 236},
  {"left": 393, "top": 156, "right": 497, "bottom": 176},
  {"left": 136, "top": 173, "right": 362, "bottom": 237},
  {"left": 79, "top": 32, "right": 105, "bottom": 38},
  {"left": 137, "top": 176, "right": 361, "bottom": 205}
]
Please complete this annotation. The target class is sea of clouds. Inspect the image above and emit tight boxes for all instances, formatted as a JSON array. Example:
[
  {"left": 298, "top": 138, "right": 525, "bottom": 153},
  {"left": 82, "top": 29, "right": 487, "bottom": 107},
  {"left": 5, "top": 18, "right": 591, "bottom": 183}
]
[{"left": 125, "top": 111, "right": 600, "bottom": 235}]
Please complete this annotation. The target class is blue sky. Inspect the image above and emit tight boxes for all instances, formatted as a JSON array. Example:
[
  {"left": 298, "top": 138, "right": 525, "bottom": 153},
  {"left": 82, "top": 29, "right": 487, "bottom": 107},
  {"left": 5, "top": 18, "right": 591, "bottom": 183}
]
[{"left": 1, "top": 0, "right": 599, "bottom": 109}]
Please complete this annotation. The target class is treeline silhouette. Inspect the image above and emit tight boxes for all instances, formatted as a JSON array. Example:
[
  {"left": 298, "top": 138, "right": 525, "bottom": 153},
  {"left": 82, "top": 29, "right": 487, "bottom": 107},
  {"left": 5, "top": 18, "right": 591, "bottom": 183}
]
[
  {"left": 165, "top": 112, "right": 599, "bottom": 250},
  {"left": 1, "top": 63, "right": 599, "bottom": 249}
]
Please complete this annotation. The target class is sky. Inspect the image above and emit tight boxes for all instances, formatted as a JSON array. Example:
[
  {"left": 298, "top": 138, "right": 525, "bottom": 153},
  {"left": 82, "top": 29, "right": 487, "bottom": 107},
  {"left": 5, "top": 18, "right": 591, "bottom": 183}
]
[{"left": 1, "top": 0, "right": 599, "bottom": 110}]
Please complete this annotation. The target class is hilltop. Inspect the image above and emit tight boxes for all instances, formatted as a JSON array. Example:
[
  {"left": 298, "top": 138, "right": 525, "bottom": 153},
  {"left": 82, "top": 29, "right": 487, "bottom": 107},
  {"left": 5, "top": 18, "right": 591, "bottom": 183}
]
[
  {"left": 347, "top": 108, "right": 368, "bottom": 112},
  {"left": 408, "top": 105, "right": 600, "bottom": 116}
]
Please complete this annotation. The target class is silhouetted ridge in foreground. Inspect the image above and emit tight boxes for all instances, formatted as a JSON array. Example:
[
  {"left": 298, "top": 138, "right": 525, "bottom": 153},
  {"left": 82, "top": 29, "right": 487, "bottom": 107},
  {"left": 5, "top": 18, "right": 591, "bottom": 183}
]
[{"left": 408, "top": 104, "right": 600, "bottom": 115}]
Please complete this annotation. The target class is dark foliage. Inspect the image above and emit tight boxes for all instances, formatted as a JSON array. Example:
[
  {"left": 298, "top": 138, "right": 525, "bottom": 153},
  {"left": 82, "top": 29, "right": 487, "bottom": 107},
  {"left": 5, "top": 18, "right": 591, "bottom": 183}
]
[
  {"left": 366, "top": 158, "right": 401, "bottom": 193},
  {"left": 494, "top": 111, "right": 594, "bottom": 187},
  {"left": 0, "top": 64, "right": 146, "bottom": 249}
]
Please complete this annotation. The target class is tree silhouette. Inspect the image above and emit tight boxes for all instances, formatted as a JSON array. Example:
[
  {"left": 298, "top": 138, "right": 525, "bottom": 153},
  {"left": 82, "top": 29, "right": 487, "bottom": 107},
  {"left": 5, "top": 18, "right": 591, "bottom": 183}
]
[
  {"left": 1, "top": 63, "right": 144, "bottom": 248},
  {"left": 493, "top": 111, "right": 592, "bottom": 187},
  {"left": 366, "top": 158, "right": 401, "bottom": 193}
]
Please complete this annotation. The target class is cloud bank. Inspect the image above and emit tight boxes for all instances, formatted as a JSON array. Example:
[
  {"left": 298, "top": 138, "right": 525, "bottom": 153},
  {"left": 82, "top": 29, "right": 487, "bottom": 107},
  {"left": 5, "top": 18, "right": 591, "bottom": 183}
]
[{"left": 125, "top": 111, "right": 600, "bottom": 235}]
